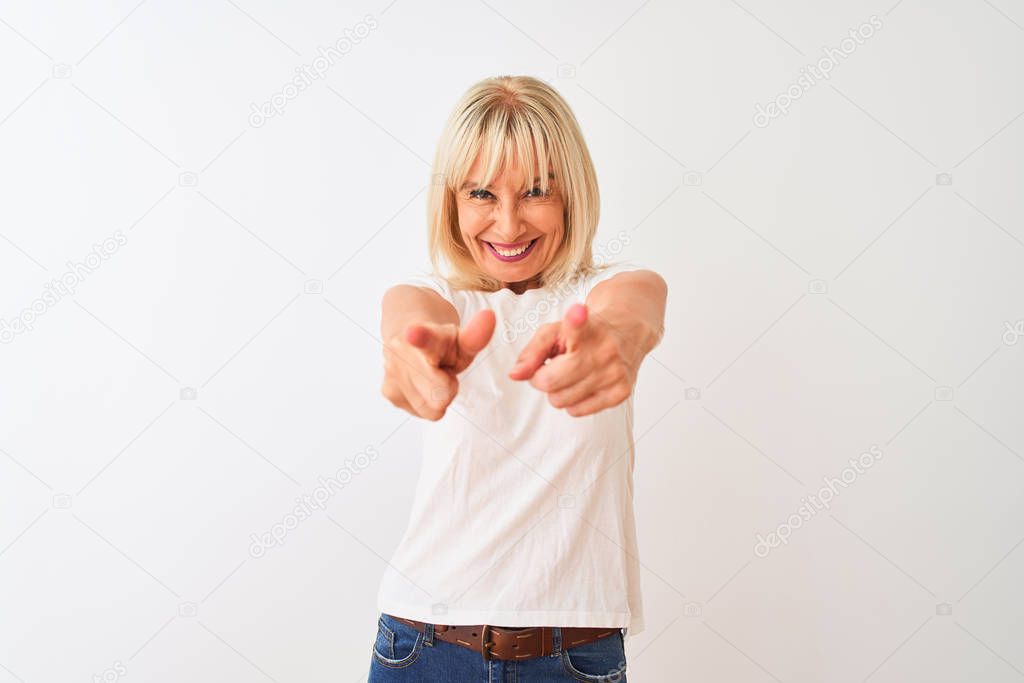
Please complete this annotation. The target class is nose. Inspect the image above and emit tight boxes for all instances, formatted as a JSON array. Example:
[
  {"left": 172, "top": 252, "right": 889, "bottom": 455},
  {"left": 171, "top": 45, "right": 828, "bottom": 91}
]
[{"left": 490, "top": 200, "right": 527, "bottom": 242}]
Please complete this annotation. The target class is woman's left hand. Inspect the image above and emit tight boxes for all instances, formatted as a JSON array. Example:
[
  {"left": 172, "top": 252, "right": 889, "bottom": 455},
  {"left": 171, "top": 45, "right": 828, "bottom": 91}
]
[{"left": 508, "top": 303, "right": 643, "bottom": 417}]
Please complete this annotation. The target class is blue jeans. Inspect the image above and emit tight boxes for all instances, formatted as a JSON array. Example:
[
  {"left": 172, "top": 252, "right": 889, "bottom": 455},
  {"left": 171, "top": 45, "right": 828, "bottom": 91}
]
[{"left": 368, "top": 613, "right": 628, "bottom": 682}]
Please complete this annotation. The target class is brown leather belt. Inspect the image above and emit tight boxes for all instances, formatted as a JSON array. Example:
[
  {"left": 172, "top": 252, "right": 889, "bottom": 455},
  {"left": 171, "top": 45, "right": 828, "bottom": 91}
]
[{"left": 389, "top": 615, "right": 620, "bottom": 661}]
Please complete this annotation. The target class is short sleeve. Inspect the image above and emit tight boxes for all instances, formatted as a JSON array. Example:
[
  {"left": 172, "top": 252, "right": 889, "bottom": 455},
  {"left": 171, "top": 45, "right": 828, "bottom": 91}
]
[
  {"left": 581, "top": 260, "right": 647, "bottom": 299},
  {"left": 401, "top": 270, "right": 456, "bottom": 307}
]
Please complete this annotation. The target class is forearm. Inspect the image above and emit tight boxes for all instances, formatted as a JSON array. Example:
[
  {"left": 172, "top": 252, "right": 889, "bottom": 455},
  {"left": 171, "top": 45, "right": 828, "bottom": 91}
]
[
  {"left": 585, "top": 270, "right": 667, "bottom": 361},
  {"left": 381, "top": 285, "right": 459, "bottom": 342}
]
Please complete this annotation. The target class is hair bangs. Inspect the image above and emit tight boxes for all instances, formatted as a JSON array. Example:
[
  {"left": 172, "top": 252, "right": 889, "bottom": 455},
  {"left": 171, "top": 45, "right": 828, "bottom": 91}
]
[{"left": 453, "top": 107, "right": 555, "bottom": 194}]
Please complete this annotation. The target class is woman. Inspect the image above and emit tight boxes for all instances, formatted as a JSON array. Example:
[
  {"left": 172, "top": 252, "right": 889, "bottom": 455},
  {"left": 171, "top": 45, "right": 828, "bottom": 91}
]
[{"left": 371, "top": 75, "right": 667, "bottom": 682}]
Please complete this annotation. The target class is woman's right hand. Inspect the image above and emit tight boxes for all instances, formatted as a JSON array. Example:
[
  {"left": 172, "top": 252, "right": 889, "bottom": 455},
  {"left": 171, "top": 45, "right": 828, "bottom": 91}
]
[{"left": 381, "top": 309, "right": 495, "bottom": 421}]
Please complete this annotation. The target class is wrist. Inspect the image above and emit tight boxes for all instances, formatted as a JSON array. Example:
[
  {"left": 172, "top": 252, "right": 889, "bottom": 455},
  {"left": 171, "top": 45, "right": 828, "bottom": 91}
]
[{"left": 594, "top": 306, "right": 660, "bottom": 361}]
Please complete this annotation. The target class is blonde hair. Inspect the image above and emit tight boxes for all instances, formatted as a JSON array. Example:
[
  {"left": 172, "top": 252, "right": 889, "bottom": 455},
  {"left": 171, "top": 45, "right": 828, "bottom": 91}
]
[{"left": 426, "top": 75, "right": 606, "bottom": 292}]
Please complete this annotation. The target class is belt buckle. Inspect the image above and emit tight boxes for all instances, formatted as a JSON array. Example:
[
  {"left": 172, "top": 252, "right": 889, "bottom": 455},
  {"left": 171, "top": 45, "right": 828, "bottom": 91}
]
[{"left": 479, "top": 624, "right": 494, "bottom": 661}]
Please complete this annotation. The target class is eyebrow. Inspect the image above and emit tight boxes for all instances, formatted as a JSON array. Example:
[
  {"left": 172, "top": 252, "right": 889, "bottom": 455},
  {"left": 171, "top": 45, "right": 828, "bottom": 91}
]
[{"left": 459, "top": 172, "right": 555, "bottom": 191}]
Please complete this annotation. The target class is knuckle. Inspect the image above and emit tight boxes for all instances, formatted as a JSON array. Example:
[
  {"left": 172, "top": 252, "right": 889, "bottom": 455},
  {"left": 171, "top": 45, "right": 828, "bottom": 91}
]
[
  {"left": 610, "top": 383, "right": 632, "bottom": 405},
  {"left": 381, "top": 381, "right": 400, "bottom": 404},
  {"left": 428, "top": 386, "right": 448, "bottom": 406},
  {"left": 607, "top": 360, "right": 627, "bottom": 383}
]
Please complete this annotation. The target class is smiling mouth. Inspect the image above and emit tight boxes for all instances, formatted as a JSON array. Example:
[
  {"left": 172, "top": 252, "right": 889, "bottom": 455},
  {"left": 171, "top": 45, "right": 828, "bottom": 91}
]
[{"left": 484, "top": 238, "right": 538, "bottom": 262}]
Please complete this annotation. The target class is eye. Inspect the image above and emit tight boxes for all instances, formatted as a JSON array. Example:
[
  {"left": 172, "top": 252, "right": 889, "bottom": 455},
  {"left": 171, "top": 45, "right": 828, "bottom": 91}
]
[{"left": 465, "top": 187, "right": 551, "bottom": 200}]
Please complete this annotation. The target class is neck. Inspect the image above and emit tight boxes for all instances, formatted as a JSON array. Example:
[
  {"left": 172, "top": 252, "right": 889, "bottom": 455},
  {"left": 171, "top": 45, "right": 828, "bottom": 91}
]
[{"left": 505, "top": 276, "right": 541, "bottom": 294}]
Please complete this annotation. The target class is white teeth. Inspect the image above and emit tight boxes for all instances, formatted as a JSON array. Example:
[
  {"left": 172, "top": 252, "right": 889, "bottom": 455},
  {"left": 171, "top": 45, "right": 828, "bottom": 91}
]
[{"left": 490, "top": 240, "right": 532, "bottom": 257}]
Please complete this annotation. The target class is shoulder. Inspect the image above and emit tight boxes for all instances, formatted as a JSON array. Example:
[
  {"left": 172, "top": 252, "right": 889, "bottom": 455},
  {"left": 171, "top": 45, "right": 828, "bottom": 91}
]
[
  {"left": 400, "top": 270, "right": 479, "bottom": 318},
  {"left": 401, "top": 271, "right": 455, "bottom": 302},
  {"left": 579, "top": 260, "right": 653, "bottom": 298}
]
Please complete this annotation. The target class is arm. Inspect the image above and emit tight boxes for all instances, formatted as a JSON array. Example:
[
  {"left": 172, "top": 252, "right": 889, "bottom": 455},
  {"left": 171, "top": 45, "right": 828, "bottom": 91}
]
[
  {"left": 381, "top": 284, "right": 459, "bottom": 342},
  {"left": 380, "top": 284, "right": 495, "bottom": 421},
  {"left": 585, "top": 269, "right": 667, "bottom": 364},
  {"left": 509, "top": 269, "right": 668, "bottom": 417}
]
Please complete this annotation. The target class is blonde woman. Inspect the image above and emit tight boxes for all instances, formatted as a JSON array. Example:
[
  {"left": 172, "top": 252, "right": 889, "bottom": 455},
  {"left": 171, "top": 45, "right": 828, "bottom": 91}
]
[{"left": 371, "top": 75, "right": 667, "bottom": 682}]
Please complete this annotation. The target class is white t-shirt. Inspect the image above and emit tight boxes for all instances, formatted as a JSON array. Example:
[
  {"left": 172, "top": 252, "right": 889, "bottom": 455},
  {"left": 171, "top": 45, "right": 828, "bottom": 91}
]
[{"left": 376, "top": 261, "right": 647, "bottom": 637}]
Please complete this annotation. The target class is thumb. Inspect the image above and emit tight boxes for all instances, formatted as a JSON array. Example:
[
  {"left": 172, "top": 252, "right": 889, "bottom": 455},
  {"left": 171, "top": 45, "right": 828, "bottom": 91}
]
[
  {"left": 452, "top": 309, "right": 496, "bottom": 373},
  {"left": 561, "top": 303, "right": 588, "bottom": 353}
]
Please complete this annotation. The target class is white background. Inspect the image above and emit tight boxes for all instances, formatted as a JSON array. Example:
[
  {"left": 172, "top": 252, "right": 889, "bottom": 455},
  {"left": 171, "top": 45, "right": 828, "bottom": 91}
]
[{"left": 1, "top": 1, "right": 1023, "bottom": 681}]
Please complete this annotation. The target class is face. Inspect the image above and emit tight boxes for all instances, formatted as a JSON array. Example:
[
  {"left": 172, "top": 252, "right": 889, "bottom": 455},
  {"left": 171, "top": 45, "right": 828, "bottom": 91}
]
[{"left": 454, "top": 154, "right": 565, "bottom": 293}]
